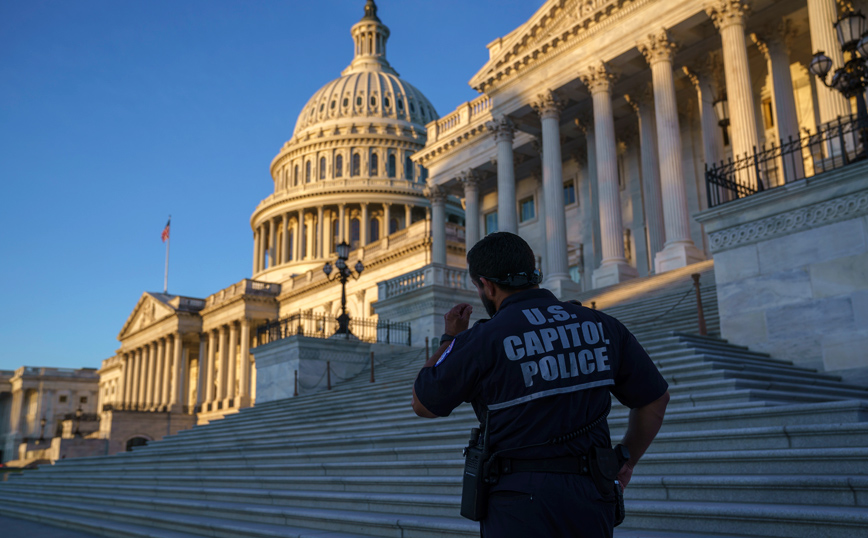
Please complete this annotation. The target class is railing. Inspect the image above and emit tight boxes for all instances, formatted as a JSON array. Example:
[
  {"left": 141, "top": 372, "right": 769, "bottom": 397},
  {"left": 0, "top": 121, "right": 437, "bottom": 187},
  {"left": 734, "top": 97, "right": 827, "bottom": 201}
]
[
  {"left": 205, "top": 279, "right": 281, "bottom": 308},
  {"left": 427, "top": 95, "right": 492, "bottom": 143},
  {"left": 706, "top": 114, "right": 865, "bottom": 208},
  {"left": 377, "top": 263, "right": 474, "bottom": 301},
  {"left": 255, "top": 313, "right": 411, "bottom": 347}
]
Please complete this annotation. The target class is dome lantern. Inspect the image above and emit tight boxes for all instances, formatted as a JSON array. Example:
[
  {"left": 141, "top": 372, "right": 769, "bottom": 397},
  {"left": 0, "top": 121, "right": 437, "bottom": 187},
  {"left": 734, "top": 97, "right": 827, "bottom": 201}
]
[{"left": 344, "top": 0, "right": 396, "bottom": 76}]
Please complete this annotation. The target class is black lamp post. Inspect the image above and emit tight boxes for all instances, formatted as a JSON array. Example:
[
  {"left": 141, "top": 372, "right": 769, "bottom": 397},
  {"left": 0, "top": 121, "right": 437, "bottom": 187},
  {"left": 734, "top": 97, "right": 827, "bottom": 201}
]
[
  {"left": 74, "top": 406, "right": 82, "bottom": 437},
  {"left": 37, "top": 417, "right": 46, "bottom": 445},
  {"left": 809, "top": 10, "right": 868, "bottom": 157},
  {"left": 713, "top": 93, "right": 730, "bottom": 146},
  {"left": 323, "top": 241, "right": 364, "bottom": 336}
]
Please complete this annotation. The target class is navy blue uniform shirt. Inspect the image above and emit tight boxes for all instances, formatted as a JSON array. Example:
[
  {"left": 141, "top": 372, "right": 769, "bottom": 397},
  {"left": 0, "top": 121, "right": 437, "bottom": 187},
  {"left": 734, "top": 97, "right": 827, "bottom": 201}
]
[{"left": 414, "top": 288, "right": 668, "bottom": 459}]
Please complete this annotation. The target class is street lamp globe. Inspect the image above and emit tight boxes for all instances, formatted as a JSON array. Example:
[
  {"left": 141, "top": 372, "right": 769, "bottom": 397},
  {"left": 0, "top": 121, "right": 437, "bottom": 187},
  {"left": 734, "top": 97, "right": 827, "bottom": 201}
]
[
  {"left": 858, "top": 34, "right": 868, "bottom": 58},
  {"left": 354, "top": 260, "right": 365, "bottom": 274},
  {"left": 712, "top": 96, "right": 729, "bottom": 127},
  {"left": 336, "top": 241, "right": 350, "bottom": 260},
  {"left": 323, "top": 262, "right": 333, "bottom": 276},
  {"left": 336, "top": 258, "right": 347, "bottom": 271},
  {"left": 809, "top": 52, "right": 834, "bottom": 77},
  {"left": 835, "top": 10, "right": 866, "bottom": 51}
]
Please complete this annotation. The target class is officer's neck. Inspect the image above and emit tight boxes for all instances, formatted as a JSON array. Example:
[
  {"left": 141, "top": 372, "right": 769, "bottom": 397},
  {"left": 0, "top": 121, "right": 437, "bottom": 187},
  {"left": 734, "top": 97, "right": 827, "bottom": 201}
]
[{"left": 492, "top": 284, "right": 539, "bottom": 313}]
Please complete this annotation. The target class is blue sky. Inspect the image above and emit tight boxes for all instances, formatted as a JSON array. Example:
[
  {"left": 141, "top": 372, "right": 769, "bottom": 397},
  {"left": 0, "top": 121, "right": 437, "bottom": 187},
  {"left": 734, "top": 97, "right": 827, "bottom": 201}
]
[{"left": 0, "top": 1, "right": 543, "bottom": 371}]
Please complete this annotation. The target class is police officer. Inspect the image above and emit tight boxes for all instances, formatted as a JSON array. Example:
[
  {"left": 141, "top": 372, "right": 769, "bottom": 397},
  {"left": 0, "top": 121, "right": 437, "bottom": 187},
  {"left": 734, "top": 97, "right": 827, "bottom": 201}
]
[{"left": 412, "top": 232, "right": 670, "bottom": 537}]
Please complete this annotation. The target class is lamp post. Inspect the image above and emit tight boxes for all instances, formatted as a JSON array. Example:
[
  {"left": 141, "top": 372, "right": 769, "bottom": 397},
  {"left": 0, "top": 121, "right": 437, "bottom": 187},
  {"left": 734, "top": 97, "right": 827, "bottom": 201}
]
[
  {"left": 809, "top": 10, "right": 868, "bottom": 157},
  {"left": 37, "top": 417, "right": 46, "bottom": 445},
  {"left": 323, "top": 241, "right": 364, "bottom": 336},
  {"left": 713, "top": 93, "right": 730, "bottom": 147},
  {"left": 74, "top": 406, "right": 82, "bottom": 438}
]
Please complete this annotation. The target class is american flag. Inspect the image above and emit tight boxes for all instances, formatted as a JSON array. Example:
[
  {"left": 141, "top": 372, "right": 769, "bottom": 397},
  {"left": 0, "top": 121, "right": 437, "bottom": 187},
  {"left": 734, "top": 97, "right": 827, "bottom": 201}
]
[{"left": 161, "top": 218, "right": 171, "bottom": 242}]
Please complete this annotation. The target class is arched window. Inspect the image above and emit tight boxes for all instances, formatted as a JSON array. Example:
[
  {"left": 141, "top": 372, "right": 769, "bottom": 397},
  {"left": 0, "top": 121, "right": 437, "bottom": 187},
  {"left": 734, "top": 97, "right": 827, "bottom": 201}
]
[
  {"left": 305, "top": 161, "right": 311, "bottom": 183},
  {"left": 390, "top": 218, "right": 399, "bottom": 234},
  {"left": 352, "top": 153, "right": 361, "bottom": 176},
  {"left": 370, "top": 218, "right": 380, "bottom": 242},
  {"left": 370, "top": 153, "right": 378, "bottom": 176},
  {"left": 350, "top": 218, "right": 360, "bottom": 250},
  {"left": 335, "top": 154, "right": 343, "bottom": 178},
  {"left": 319, "top": 157, "right": 326, "bottom": 180},
  {"left": 388, "top": 154, "right": 396, "bottom": 178},
  {"left": 404, "top": 156, "right": 413, "bottom": 180},
  {"left": 294, "top": 165, "right": 299, "bottom": 186}
]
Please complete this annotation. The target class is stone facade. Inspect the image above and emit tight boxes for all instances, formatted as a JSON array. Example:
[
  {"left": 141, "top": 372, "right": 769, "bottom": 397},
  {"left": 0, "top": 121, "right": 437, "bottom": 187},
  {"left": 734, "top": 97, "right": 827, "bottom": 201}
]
[{"left": 697, "top": 162, "right": 868, "bottom": 383}]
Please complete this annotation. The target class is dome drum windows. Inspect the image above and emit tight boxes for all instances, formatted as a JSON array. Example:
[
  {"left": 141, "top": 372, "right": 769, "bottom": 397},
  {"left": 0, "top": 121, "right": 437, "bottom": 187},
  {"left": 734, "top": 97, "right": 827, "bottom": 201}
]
[
  {"left": 370, "top": 95, "right": 377, "bottom": 107},
  {"left": 335, "top": 154, "right": 343, "bottom": 178},
  {"left": 319, "top": 157, "right": 327, "bottom": 180},
  {"left": 384, "top": 96, "right": 391, "bottom": 109},
  {"left": 306, "top": 161, "right": 312, "bottom": 183},
  {"left": 352, "top": 153, "right": 361, "bottom": 177},
  {"left": 370, "top": 152, "right": 379, "bottom": 176},
  {"left": 387, "top": 153, "right": 396, "bottom": 178}
]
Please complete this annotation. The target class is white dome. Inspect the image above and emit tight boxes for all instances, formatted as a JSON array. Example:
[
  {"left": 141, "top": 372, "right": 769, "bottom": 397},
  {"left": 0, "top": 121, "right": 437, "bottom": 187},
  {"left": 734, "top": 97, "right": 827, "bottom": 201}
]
[{"left": 293, "top": 71, "right": 438, "bottom": 137}]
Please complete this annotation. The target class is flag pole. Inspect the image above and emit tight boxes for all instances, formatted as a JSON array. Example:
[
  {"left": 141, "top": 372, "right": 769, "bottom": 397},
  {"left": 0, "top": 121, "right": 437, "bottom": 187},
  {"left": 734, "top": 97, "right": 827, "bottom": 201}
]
[{"left": 164, "top": 215, "right": 171, "bottom": 294}]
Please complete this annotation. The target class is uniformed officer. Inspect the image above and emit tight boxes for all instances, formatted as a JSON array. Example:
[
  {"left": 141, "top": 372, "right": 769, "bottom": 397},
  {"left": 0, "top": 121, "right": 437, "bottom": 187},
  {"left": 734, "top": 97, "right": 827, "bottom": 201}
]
[{"left": 412, "top": 232, "right": 670, "bottom": 537}]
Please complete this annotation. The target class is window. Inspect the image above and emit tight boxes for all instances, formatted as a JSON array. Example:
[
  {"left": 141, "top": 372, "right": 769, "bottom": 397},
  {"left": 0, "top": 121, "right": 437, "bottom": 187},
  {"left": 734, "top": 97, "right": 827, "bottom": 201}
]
[
  {"left": 59, "top": 395, "right": 68, "bottom": 403},
  {"left": 397, "top": 99, "right": 404, "bottom": 111},
  {"left": 301, "top": 223, "right": 307, "bottom": 258},
  {"left": 420, "top": 166, "right": 428, "bottom": 182},
  {"left": 370, "top": 218, "right": 380, "bottom": 242},
  {"left": 350, "top": 218, "right": 360, "bottom": 249},
  {"left": 385, "top": 96, "right": 391, "bottom": 108},
  {"left": 405, "top": 155, "right": 414, "bottom": 180},
  {"left": 410, "top": 102, "right": 415, "bottom": 113},
  {"left": 319, "top": 157, "right": 326, "bottom": 180},
  {"left": 762, "top": 98, "right": 775, "bottom": 130},
  {"left": 370, "top": 95, "right": 377, "bottom": 107},
  {"left": 305, "top": 161, "right": 311, "bottom": 183},
  {"left": 288, "top": 230, "right": 294, "bottom": 261},
  {"left": 332, "top": 220, "right": 339, "bottom": 251},
  {"left": 319, "top": 103, "right": 324, "bottom": 112},
  {"left": 335, "top": 155, "right": 343, "bottom": 178},
  {"left": 569, "top": 265, "right": 581, "bottom": 284},
  {"left": 294, "top": 165, "right": 299, "bottom": 186},
  {"left": 519, "top": 197, "right": 535, "bottom": 222},
  {"left": 343, "top": 97, "right": 349, "bottom": 107},
  {"left": 80, "top": 396, "right": 88, "bottom": 404},
  {"left": 356, "top": 96, "right": 362, "bottom": 107},
  {"left": 564, "top": 181, "right": 576, "bottom": 205},
  {"left": 330, "top": 100, "right": 336, "bottom": 110},
  {"left": 388, "top": 154, "right": 396, "bottom": 178},
  {"left": 370, "top": 153, "right": 378, "bottom": 176},
  {"left": 485, "top": 212, "right": 498, "bottom": 235},
  {"left": 352, "top": 153, "right": 361, "bottom": 176}
]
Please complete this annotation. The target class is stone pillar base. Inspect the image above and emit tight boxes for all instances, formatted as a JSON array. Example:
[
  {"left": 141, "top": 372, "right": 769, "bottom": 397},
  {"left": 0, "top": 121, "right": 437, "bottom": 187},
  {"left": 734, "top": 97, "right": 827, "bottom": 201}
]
[
  {"left": 654, "top": 241, "right": 706, "bottom": 274},
  {"left": 592, "top": 261, "right": 638, "bottom": 289},
  {"left": 541, "top": 276, "right": 582, "bottom": 301},
  {"left": 235, "top": 395, "right": 252, "bottom": 409}
]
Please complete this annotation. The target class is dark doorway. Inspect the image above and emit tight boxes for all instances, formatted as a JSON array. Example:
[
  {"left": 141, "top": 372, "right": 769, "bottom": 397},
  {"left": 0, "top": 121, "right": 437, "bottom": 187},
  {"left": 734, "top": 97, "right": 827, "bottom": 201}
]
[{"left": 125, "top": 437, "right": 149, "bottom": 452}]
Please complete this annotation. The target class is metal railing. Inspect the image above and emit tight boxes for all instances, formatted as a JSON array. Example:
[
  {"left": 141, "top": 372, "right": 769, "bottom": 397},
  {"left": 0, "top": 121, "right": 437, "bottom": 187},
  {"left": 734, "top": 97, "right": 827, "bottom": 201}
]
[
  {"left": 256, "top": 312, "right": 411, "bottom": 347},
  {"left": 706, "top": 114, "right": 865, "bottom": 208}
]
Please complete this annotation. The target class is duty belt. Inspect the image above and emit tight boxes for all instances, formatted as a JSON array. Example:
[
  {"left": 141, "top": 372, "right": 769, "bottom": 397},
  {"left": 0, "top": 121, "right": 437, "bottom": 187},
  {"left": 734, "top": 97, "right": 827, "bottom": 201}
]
[{"left": 497, "top": 454, "right": 590, "bottom": 475}]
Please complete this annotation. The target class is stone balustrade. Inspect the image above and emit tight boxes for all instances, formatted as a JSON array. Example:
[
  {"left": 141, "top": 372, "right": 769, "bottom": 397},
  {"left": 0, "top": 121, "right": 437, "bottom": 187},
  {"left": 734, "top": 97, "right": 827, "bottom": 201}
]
[
  {"left": 378, "top": 263, "right": 474, "bottom": 301},
  {"left": 425, "top": 95, "right": 491, "bottom": 143}
]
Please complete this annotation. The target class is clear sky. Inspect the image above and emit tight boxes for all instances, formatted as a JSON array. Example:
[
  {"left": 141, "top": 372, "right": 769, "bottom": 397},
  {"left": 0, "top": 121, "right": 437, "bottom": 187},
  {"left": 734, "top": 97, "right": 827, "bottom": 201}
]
[{"left": 0, "top": 1, "right": 543, "bottom": 371}]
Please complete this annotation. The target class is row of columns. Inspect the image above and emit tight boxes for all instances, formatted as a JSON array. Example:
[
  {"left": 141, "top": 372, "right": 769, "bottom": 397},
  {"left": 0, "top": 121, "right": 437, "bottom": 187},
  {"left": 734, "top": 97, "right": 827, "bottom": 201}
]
[
  {"left": 432, "top": 0, "right": 846, "bottom": 286},
  {"left": 120, "top": 333, "right": 184, "bottom": 411},
  {"left": 253, "top": 203, "right": 418, "bottom": 273},
  {"left": 198, "top": 320, "right": 252, "bottom": 412}
]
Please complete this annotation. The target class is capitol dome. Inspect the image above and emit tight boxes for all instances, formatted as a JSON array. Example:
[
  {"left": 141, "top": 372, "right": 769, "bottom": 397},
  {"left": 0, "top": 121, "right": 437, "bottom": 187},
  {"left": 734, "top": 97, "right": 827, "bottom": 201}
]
[{"left": 250, "top": 0, "right": 462, "bottom": 287}]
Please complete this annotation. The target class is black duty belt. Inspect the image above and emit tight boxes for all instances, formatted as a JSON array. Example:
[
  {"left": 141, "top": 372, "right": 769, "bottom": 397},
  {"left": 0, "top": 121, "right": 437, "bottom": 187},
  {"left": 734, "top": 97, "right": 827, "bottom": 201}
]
[{"left": 497, "top": 454, "right": 590, "bottom": 475}]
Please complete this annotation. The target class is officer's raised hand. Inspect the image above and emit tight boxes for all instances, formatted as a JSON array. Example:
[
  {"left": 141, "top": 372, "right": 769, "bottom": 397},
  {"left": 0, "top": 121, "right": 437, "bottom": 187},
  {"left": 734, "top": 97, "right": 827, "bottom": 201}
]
[{"left": 444, "top": 303, "right": 473, "bottom": 336}]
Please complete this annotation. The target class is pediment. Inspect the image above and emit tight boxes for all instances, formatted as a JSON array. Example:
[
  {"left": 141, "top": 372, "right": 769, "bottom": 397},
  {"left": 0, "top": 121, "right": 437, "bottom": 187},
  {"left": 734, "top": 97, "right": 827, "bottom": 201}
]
[
  {"left": 118, "top": 292, "right": 177, "bottom": 340},
  {"left": 470, "top": 0, "right": 630, "bottom": 92}
]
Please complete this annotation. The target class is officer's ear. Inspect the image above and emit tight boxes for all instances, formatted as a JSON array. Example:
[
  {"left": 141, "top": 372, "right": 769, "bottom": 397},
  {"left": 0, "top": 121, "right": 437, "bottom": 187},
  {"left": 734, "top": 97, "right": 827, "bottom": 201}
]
[{"left": 478, "top": 277, "right": 499, "bottom": 300}]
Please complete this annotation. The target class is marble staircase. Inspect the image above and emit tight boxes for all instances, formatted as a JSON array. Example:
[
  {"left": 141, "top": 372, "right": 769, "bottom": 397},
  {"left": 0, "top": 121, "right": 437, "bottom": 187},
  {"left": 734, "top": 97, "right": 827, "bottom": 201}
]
[{"left": 1, "top": 263, "right": 867, "bottom": 538}]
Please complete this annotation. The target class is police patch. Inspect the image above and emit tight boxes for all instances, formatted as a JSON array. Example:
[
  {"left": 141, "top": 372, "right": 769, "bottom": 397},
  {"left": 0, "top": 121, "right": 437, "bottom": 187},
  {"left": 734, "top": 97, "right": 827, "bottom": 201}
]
[{"left": 434, "top": 339, "right": 455, "bottom": 367}]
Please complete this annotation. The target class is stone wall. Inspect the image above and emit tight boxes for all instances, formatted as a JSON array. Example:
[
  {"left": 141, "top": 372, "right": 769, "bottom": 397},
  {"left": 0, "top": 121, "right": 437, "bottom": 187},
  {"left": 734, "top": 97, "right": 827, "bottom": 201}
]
[
  {"left": 697, "top": 162, "right": 868, "bottom": 384},
  {"left": 101, "top": 410, "right": 196, "bottom": 455}
]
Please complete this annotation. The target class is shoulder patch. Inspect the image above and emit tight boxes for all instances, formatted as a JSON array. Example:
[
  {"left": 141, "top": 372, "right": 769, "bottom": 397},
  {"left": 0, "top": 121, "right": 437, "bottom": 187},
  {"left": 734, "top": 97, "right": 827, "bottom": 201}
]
[{"left": 434, "top": 339, "right": 456, "bottom": 367}]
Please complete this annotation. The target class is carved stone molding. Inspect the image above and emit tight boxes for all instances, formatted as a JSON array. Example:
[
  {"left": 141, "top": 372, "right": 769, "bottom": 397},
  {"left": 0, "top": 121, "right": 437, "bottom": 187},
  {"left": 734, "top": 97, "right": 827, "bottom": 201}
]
[
  {"left": 708, "top": 189, "right": 868, "bottom": 252},
  {"left": 750, "top": 19, "right": 797, "bottom": 61},
  {"left": 638, "top": 29, "right": 678, "bottom": 66},
  {"left": 458, "top": 169, "right": 480, "bottom": 188},
  {"left": 580, "top": 62, "right": 617, "bottom": 95},
  {"left": 706, "top": 0, "right": 750, "bottom": 31},
  {"left": 574, "top": 114, "right": 592, "bottom": 134},
  {"left": 424, "top": 184, "right": 447, "bottom": 204},
  {"left": 485, "top": 115, "right": 515, "bottom": 143},
  {"left": 532, "top": 90, "right": 564, "bottom": 119}
]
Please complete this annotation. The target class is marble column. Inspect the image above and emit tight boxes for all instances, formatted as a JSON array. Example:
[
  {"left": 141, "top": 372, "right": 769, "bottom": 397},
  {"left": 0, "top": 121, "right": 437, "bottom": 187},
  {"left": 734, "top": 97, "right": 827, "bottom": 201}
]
[
  {"left": 238, "top": 320, "right": 251, "bottom": 408},
  {"left": 161, "top": 337, "right": 171, "bottom": 409},
  {"left": 197, "top": 337, "right": 208, "bottom": 409},
  {"left": 682, "top": 66, "right": 725, "bottom": 171},
  {"left": 134, "top": 348, "right": 143, "bottom": 407},
  {"left": 808, "top": 0, "right": 851, "bottom": 124},
  {"left": 317, "top": 206, "right": 324, "bottom": 257},
  {"left": 270, "top": 218, "right": 280, "bottom": 267},
  {"left": 360, "top": 203, "right": 369, "bottom": 246},
  {"left": 405, "top": 204, "right": 412, "bottom": 229},
  {"left": 576, "top": 115, "right": 603, "bottom": 271},
  {"left": 293, "top": 213, "right": 302, "bottom": 262},
  {"left": 224, "top": 323, "right": 237, "bottom": 407},
  {"left": 753, "top": 23, "right": 805, "bottom": 182},
  {"left": 149, "top": 342, "right": 159, "bottom": 408},
  {"left": 624, "top": 92, "right": 666, "bottom": 265},
  {"left": 338, "top": 204, "right": 346, "bottom": 243},
  {"left": 205, "top": 330, "right": 216, "bottom": 409},
  {"left": 707, "top": 0, "right": 760, "bottom": 187},
  {"left": 384, "top": 203, "right": 392, "bottom": 236},
  {"left": 582, "top": 63, "right": 638, "bottom": 287},
  {"left": 460, "top": 170, "right": 480, "bottom": 248},
  {"left": 306, "top": 213, "right": 315, "bottom": 258},
  {"left": 486, "top": 116, "right": 518, "bottom": 234},
  {"left": 141, "top": 345, "right": 152, "bottom": 408},
  {"left": 639, "top": 30, "right": 705, "bottom": 273},
  {"left": 170, "top": 333, "right": 183, "bottom": 411},
  {"left": 427, "top": 185, "right": 447, "bottom": 265},
  {"left": 122, "top": 353, "right": 132, "bottom": 407},
  {"left": 154, "top": 338, "right": 165, "bottom": 409},
  {"left": 281, "top": 213, "right": 290, "bottom": 264},
  {"left": 532, "top": 90, "right": 572, "bottom": 290},
  {"left": 252, "top": 228, "right": 260, "bottom": 274},
  {"left": 217, "top": 325, "right": 228, "bottom": 403}
]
